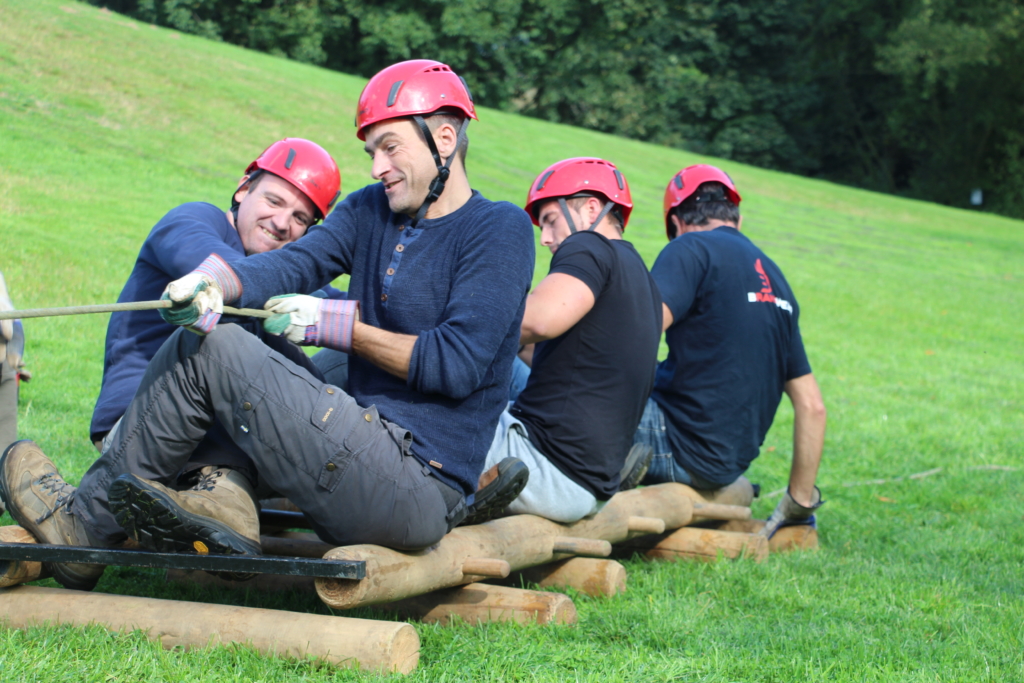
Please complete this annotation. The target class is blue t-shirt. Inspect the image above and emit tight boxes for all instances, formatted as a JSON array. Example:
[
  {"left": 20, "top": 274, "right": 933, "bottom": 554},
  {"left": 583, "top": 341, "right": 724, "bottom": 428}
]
[
  {"left": 230, "top": 185, "right": 536, "bottom": 496},
  {"left": 651, "top": 226, "right": 811, "bottom": 485}
]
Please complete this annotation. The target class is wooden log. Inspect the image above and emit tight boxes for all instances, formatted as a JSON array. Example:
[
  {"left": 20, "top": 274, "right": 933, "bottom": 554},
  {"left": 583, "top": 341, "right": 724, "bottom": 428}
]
[
  {"left": 506, "top": 558, "right": 627, "bottom": 598},
  {"left": 551, "top": 537, "right": 611, "bottom": 557},
  {"left": 0, "top": 526, "right": 47, "bottom": 588},
  {"left": 166, "top": 570, "right": 575, "bottom": 627},
  {"left": 717, "top": 520, "right": 819, "bottom": 553},
  {"left": 0, "top": 585, "right": 419, "bottom": 673},
  {"left": 461, "top": 558, "right": 510, "bottom": 579},
  {"left": 377, "top": 583, "right": 576, "bottom": 626},
  {"left": 315, "top": 484, "right": 751, "bottom": 610},
  {"left": 627, "top": 516, "right": 665, "bottom": 535},
  {"left": 621, "top": 527, "right": 768, "bottom": 563},
  {"left": 690, "top": 502, "right": 751, "bottom": 522}
]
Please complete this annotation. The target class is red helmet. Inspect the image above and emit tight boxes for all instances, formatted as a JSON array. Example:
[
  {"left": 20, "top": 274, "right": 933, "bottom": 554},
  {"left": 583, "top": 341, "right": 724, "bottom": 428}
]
[
  {"left": 245, "top": 138, "right": 341, "bottom": 220},
  {"left": 524, "top": 157, "right": 633, "bottom": 231},
  {"left": 355, "top": 59, "right": 477, "bottom": 141},
  {"left": 663, "top": 164, "right": 741, "bottom": 238}
]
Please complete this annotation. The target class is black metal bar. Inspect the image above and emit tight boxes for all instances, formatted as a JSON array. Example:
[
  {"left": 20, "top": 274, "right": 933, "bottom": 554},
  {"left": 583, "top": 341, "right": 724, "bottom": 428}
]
[
  {"left": 0, "top": 543, "right": 363, "bottom": 579},
  {"left": 258, "top": 508, "right": 313, "bottom": 529}
]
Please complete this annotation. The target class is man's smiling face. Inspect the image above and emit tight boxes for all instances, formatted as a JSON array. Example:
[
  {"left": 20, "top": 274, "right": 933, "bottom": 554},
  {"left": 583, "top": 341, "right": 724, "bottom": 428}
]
[
  {"left": 233, "top": 172, "right": 317, "bottom": 255},
  {"left": 363, "top": 118, "right": 440, "bottom": 217}
]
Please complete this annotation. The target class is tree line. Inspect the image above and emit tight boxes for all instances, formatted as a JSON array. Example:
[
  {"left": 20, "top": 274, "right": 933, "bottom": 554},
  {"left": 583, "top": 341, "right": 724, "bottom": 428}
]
[{"left": 93, "top": 0, "right": 1024, "bottom": 219}]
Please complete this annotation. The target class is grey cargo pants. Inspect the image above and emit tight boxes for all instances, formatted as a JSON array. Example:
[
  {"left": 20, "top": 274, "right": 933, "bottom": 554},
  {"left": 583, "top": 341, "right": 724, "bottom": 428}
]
[{"left": 74, "top": 324, "right": 459, "bottom": 550}]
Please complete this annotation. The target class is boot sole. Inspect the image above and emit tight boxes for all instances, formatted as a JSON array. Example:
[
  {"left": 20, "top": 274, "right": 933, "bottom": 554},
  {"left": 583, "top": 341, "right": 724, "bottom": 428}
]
[
  {"left": 0, "top": 440, "right": 105, "bottom": 591},
  {"left": 108, "top": 474, "right": 261, "bottom": 557},
  {"left": 462, "top": 458, "right": 529, "bottom": 526}
]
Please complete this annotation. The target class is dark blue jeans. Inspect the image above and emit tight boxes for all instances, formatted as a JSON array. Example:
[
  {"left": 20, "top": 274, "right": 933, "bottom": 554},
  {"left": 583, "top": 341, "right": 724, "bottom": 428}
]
[{"left": 631, "top": 398, "right": 725, "bottom": 490}]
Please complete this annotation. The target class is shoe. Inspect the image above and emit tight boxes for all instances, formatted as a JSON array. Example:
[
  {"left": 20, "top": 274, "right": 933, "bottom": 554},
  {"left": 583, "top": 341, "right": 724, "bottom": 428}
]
[
  {"left": 0, "top": 440, "right": 106, "bottom": 590},
  {"left": 108, "top": 466, "right": 261, "bottom": 580},
  {"left": 461, "top": 457, "right": 529, "bottom": 526},
  {"left": 618, "top": 443, "right": 653, "bottom": 492}
]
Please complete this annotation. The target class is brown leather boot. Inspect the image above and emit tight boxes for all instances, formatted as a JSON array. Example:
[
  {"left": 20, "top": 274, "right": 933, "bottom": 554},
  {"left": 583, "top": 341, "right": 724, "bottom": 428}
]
[
  {"left": 0, "top": 440, "right": 107, "bottom": 591},
  {"left": 108, "top": 466, "right": 261, "bottom": 558}
]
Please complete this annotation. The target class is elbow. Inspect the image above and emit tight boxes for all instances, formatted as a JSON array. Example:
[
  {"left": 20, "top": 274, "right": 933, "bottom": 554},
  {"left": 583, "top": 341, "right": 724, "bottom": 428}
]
[{"left": 807, "top": 400, "right": 827, "bottom": 425}]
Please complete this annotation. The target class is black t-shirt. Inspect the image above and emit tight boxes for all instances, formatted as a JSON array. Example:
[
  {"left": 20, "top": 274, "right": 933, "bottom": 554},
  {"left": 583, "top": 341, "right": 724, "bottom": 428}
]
[
  {"left": 511, "top": 232, "right": 662, "bottom": 500},
  {"left": 651, "top": 226, "right": 811, "bottom": 486}
]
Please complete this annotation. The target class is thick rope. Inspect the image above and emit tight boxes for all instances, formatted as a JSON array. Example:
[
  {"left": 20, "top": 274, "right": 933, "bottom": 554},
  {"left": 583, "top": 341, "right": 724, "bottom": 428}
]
[{"left": 0, "top": 300, "right": 272, "bottom": 321}]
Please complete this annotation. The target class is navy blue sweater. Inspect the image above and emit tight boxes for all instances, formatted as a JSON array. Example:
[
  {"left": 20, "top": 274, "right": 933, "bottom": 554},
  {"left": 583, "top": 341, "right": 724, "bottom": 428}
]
[
  {"left": 90, "top": 202, "right": 340, "bottom": 441},
  {"left": 231, "top": 185, "right": 536, "bottom": 496}
]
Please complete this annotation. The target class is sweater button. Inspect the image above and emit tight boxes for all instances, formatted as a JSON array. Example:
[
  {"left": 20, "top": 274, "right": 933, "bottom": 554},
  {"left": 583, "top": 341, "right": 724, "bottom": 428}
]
[
  {"left": 395, "top": 244, "right": 404, "bottom": 252},
  {"left": 398, "top": 225, "right": 405, "bottom": 231},
  {"left": 381, "top": 293, "right": 388, "bottom": 302},
  {"left": 386, "top": 268, "right": 395, "bottom": 275}
]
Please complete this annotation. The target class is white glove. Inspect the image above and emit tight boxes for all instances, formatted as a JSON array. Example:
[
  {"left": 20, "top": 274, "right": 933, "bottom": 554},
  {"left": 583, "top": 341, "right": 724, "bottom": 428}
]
[
  {"left": 161, "top": 272, "right": 224, "bottom": 334},
  {"left": 263, "top": 294, "right": 323, "bottom": 344}
]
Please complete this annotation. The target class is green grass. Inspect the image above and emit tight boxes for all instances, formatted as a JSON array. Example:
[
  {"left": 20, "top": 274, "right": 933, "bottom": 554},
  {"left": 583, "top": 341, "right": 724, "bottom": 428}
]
[{"left": 1, "top": 0, "right": 1023, "bottom": 680}]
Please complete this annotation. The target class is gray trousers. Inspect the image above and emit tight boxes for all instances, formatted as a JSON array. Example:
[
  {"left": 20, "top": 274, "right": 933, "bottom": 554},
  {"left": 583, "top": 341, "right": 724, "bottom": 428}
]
[{"left": 74, "top": 324, "right": 459, "bottom": 550}]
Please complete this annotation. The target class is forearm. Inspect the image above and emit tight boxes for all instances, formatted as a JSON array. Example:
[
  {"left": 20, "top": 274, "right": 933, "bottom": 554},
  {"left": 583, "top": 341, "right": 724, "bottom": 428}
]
[
  {"left": 784, "top": 373, "right": 826, "bottom": 506},
  {"left": 518, "top": 343, "right": 535, "bottom": 368},
  {"left": 351, "top": 321, "right": 417, "bottom": 381}
]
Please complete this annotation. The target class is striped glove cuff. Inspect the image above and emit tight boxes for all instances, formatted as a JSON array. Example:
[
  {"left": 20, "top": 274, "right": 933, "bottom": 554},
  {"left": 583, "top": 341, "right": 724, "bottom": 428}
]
[
  {"left": 307, "top": 299, "right": 360, "bottom": 353},
  {"left": 194, "top": 253, "right": 243, "bottom": 303}
]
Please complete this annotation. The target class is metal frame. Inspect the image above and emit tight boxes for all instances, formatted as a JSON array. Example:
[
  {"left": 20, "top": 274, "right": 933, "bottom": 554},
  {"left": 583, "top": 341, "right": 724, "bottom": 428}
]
[{"left": 0, "top": 543, "right": 364, "bottom": 579}]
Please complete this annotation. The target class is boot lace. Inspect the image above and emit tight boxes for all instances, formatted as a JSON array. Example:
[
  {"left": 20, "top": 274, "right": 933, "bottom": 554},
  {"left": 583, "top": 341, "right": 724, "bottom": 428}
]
[
  {"left": 35, "top": 472, "right": 75, "bottom": 524},
  {"left": 191, "top": 468, "right": 224, "bottom": 492}
]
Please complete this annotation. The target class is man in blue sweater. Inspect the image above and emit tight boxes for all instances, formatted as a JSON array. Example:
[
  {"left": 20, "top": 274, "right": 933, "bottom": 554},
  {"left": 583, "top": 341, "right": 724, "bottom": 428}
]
[
  {"left": 89, "top": 139, "right": 343, "bottom": 490},
  {"left": 0, "top": 60, "right": 535, "bottom": 591}
]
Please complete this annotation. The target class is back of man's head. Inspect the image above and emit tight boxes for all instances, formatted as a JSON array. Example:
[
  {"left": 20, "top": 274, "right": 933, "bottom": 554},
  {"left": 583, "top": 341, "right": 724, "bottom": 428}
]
[{"left": 672, "top": 181, "right": 741, "bottom": 229}]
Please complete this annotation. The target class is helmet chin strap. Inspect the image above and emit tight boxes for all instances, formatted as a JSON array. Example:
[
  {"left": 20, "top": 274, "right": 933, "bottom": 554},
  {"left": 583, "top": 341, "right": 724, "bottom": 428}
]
[
  {"left": 410, "top": 115, "right": 469, "bottom": 227},
  {"left": 557, "top": 196, "right": 615, "bottom": 235}
]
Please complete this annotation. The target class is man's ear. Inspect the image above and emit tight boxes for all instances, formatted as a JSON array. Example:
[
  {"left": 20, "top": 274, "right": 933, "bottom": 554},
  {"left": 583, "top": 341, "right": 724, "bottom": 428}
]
[
  {"left": 233, "top": 175, "right": 253, "bottom": 205},
  {"left": 669, "top": 214, "right": 683, "bottom": 239},
  {"left": 432, "top": 122, "right": 459, "bottom": 163}
]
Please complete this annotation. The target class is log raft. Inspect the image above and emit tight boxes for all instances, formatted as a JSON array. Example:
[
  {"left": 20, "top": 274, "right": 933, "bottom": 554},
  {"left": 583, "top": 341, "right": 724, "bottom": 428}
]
[{"left": 315, "top": 483, "right": 750, "bottom": 610}]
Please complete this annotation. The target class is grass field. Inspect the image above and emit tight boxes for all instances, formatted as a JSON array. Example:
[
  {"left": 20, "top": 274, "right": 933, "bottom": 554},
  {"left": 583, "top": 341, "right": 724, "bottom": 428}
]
[{"left": 1, "top": 0, "right": 1023, "bottom": 680}]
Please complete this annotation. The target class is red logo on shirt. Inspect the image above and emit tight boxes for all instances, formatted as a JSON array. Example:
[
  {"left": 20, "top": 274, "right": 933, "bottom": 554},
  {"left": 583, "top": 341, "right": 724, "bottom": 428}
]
[
  {"left": 754, "top": 259, "right": 774, "bottom": 301},
  {"left": 748, "top": 258, "right": 794, "bottom": 313}
]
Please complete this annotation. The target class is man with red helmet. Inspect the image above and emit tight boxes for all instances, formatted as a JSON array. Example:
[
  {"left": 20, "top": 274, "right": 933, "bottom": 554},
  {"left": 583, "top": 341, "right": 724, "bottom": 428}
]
[
  {"left": 633, "top": 164, "right": 827, "bottom": 538},
  {"left": 467, "top": 157, "right": 662, "bottom": 524},
  {"left": 0, "top": 61, "right": 535, "bottom": 591}
]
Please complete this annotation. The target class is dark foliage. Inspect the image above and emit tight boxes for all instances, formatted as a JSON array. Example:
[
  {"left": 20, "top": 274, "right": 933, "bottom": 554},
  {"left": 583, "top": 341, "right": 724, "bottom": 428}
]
[{"left": 92, "top": 0, "right": 1024, "bottom": 217}]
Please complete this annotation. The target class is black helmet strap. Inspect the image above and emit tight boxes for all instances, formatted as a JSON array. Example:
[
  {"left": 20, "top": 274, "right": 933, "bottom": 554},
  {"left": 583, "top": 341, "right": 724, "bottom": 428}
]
[{"left": 411, "top": 114, "right": 469, "bottom": 227}]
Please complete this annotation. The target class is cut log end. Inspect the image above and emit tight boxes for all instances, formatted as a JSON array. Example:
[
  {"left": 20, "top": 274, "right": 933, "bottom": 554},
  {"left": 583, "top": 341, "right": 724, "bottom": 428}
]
[
  {"left": 509, "top": 558, "right": 627, "bottom": 598},
  {"left": 626, "top": 515, "right": 665, "bottom": 535},
  {"left": 461, "top": 558, "right": 511, "bottom": 579},
  {"left": 552, "top": 536, "right": 612, "bottom": 557}
]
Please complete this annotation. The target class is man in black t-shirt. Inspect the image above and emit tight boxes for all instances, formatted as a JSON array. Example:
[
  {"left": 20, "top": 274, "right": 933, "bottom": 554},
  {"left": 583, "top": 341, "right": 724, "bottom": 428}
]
[
  {"left": 473, "top": 158, "right": 662, "bottom": 524},
  {"left": 633, "top": 164, "right": 827, "bottom": 538}
]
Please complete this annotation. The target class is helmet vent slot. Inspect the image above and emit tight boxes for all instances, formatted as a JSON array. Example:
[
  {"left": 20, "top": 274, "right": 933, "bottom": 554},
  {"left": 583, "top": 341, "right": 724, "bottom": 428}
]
[
  {"left": 387, "top": 80, "right": 404, "bottom": 107},
  {"left": 285, "top": 148, "right": 296, "bottom": 170}
]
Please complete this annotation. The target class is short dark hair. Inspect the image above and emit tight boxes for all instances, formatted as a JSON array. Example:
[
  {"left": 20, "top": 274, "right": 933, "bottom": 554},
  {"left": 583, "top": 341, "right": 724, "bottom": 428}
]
[
  {"left": 230, "top": 170, "right": 268, "bottom": 210},
  {"left": 565, "top": 194, "right": 623, "bottom": 232},
  {"left": 424, "top": 108, "right": 469, "bottom": 164},
  {"left": 671, "top": 181, "right": 740, "bottom": 228}
]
